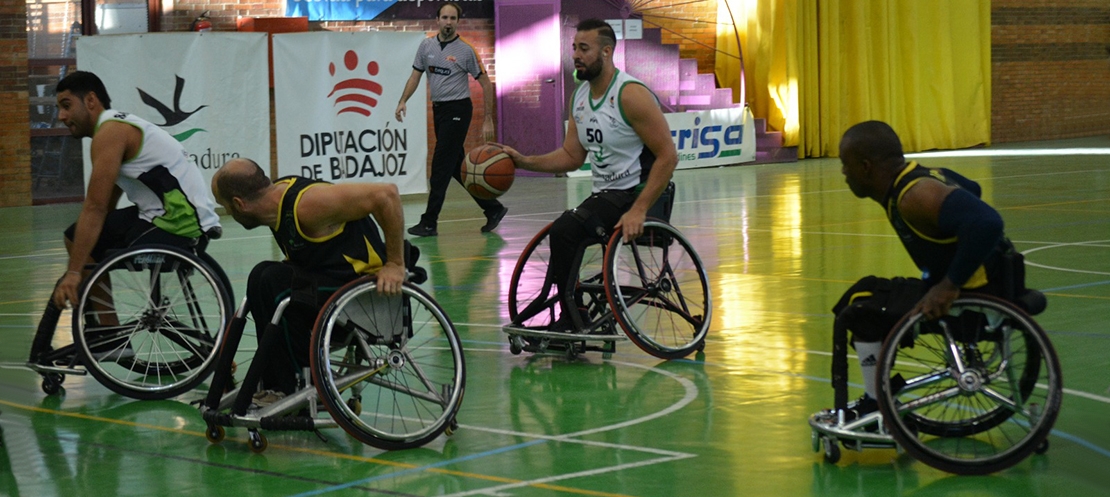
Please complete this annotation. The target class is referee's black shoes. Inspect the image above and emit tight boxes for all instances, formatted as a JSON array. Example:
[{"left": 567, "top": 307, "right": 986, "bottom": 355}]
[{"left": 481, "top": 206, "right": 508, "bottom": 233}]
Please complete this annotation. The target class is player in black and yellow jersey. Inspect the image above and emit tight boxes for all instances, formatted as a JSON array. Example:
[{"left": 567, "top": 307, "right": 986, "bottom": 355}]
[
  {"left": 831, "top": 120, "right": 1034, "bottom": 419},
  {"left": 212, "top": 158, "right": 406, "bottom": 400}
]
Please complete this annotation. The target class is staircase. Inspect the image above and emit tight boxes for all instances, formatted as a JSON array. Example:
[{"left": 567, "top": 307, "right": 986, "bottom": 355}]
[
  {"left": 753, "top": 118, "right": 797, "bottom": 164},
  {"left": 612, "top": 27, "right": 797, "bottom": 165}
]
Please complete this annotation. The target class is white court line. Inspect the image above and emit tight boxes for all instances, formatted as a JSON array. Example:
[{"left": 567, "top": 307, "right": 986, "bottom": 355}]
[
  {"left": 459, "top": 359, "right": 699, "bottom": 446},
  {"left": 442, "top": 354, "right": 699, "bottom": 496},
  {"left": 443, "top": 454, "right": 695, "bottom": 497},
  {"left": 1022, "top": 240, "right": 1110, "bottom": 276},
  {"left": 908, "top": 149, "right": 1110, "bottom": 158}
]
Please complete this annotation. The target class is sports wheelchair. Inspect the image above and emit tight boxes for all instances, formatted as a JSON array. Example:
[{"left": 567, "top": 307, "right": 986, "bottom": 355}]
[
  {"left": 198, "top": 269, "right": 465, "bottom": 452},
  {"left": 503, "top": 183, "right": 712, "bottom": 360},
  {"left": 809, "top": 292, "right": 1062, "bottom": 475},
  {"left": 27, "top": 229, "right": 234, "bottom": 400}
]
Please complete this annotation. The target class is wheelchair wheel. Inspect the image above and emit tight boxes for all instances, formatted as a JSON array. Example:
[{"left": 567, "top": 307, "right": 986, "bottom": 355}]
[
  {"left": 73, "top": 245, "right": 233, "bottom": 399},
  {"left": 604, "top": 221, "right": 711, "bottom": 359},
  {"left": 507, "top": 222, "right": 606, "bottom": 330},
  {"left": 311, "top": 278, "right": 465, "bottom": 450},
  {"left": 876, "top": 294, "right": 1062, "bottom": 475}
]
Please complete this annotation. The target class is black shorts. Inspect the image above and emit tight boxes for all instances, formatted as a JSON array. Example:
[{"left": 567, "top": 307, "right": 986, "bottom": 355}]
[{"left": 64, "top": 206, "right": 200, "bottom": 262}]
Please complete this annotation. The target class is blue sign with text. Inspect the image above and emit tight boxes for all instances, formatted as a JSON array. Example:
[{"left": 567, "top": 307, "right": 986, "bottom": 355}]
[
  {"left": 286, "top": 0, "right": 395, "bottom": 21},
  {"left": 286, "top": 0, "right": 493, "bottom": 22}
]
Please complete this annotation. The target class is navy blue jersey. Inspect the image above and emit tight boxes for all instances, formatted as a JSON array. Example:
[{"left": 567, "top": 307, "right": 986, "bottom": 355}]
[{"left": 882, "top": 162, "right": 1005, "bottom": 288}]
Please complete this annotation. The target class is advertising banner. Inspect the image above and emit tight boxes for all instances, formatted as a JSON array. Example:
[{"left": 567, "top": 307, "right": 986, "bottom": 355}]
[
  {"left": 272, "top": 31, "right": 427, "bottom": 195},
  {"left": 76, "top": 33, "right": 271, "bottom": 187},
  {"left": 286, "top": 0, "right": 493, "bottom": 22},
  {"left": 571, "top": 105, "right": 757, "bottom": 176}
]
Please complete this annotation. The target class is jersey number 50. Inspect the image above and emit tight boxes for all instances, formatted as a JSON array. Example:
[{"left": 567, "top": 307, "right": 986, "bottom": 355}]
[{"left": 586, "top": 128, "right": 604, "bottom": 144}]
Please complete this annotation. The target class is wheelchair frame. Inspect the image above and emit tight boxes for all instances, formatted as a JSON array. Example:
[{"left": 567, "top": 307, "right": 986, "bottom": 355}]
[
  {"left": 199, "top": 277, "right": 466, "bottom": 452},
  {"left": 28, "top": 242, "right": 234, "bottom": 400},
  {"left": 809, "top": 293, "right": 1062, "bottom": 475},
  {"left": 503, "top": 217, "right": 712, "bottom": 360}
]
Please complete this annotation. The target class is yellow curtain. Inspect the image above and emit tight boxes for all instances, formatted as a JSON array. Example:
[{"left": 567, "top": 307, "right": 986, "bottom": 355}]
[{"left": 716, "top": 0, "right": 990, "bottom": 158}]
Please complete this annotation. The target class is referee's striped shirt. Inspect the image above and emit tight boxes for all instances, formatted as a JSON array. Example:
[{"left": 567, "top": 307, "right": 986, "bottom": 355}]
[{"left": 413, "top": 35, "right": 485, "bottom": 103}]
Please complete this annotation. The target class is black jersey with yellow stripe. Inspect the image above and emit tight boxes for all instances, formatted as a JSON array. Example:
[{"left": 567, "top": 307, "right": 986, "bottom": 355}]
[
  {"left": 883, "top": 162, "right": 1006, "bottom": 289},
  {"left": 271, "top": 176, "right": 387, "bottom": 282}
]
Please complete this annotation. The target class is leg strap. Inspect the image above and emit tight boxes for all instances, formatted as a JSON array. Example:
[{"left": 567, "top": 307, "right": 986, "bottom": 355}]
[
  {"left": 831, "top": 310, "right": 851, "bottom": 411},
  {"left": 30, "top": 299, "right": 63, "bottom": 363}
]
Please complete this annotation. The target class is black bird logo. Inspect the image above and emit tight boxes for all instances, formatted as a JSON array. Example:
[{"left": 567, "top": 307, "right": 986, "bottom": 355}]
[{"left": 137, "top": 75, "right": 207, "bottom": 127}]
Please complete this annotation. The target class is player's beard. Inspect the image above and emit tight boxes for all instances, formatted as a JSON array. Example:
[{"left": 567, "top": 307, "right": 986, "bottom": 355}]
[{"left": 575, "top": 57, "right": 603, "bottom": 81}]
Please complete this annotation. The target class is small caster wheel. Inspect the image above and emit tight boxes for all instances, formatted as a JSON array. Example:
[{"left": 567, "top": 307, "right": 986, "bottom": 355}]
[
  {"left": 811, "top": 431, "right": 821, "bottom": 453},
  {"left": 444, "top": 417, "right": 460, "bottom": 436},
  {"left": 1035, "top": 439, "right": 1050, "bottom": 455},
  {"left": 205, "top": 424, "right": 225, "bottom": 443},
  {"left": 346, "top": 398, "right": 362, "bottom": 415},
  {"left": 823, "top": 437, "right": 841, "bottom": 464},
  {"left": 41, "top": 373, "right": 64, "bottom": 395},
  {"left": 565, "top": 345, "right": 578, "bottom": 360},
  {"left": 696, "top": 339, "right": 706, "bottom": 353},
  {"left": 509, "top": 336, "right": 523, "bottom": 355},
  {"left": 248, "top": 430, "right": 268, "bottom": 453}
]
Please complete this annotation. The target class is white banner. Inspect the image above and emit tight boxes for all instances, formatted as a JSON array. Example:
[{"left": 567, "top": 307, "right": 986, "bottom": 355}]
[
  {"left": 273, "top": 32, "right": 427, "bottom": 195},
  {"left": 77, "top": 33, "right": 271, "bottom": 186},
  {"left": 572, "top": 105, "right": 756, "bottom": 176}
]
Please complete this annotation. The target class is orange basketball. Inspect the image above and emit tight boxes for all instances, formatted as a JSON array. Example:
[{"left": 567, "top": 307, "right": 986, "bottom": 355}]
[{"left": 461, "top": 144, "right": 515, "bottom": 200}]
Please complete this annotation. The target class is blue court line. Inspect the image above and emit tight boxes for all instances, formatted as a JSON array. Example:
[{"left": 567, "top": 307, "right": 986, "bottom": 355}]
[
  {"left": 1041, "top": 280, "right": 1110, "bottom": 292},
  {"left": 1050, "top": 429, "right": 1110, "bottom": 459},
  {"left": 291, "top": 439, "right": 548, "bottom": 496}
]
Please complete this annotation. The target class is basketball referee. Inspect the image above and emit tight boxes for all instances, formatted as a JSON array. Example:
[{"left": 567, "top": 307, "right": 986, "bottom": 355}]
[{"left": 394, "top": 1, "right": 508, "bottom": 237}]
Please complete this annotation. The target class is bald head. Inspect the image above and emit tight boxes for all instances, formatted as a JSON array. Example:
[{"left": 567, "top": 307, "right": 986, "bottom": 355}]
[
  {"left": 839, "top": 120, "right": 905, "bottom": 171},
  {"left": 213, "top": 158, "right": 270, "bottom": 205}
]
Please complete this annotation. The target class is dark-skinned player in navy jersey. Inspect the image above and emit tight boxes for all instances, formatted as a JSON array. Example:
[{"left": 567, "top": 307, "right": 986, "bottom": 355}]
[{"left": 830, "top": 120, "right": 1032, "bottom": 419}]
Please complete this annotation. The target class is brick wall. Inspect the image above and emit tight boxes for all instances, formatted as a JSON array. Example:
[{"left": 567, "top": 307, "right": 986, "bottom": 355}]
[
  {"left": 991, "top": 0, "right": 1110, "bottom": 142},
  {"left": 1, "top": 1, "right": 31, "bottom": 207}
]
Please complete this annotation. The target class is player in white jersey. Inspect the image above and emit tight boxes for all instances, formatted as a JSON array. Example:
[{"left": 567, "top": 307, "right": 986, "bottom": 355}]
[
  {"left": 499, "top": 19, "right": 678, "bottom": 331},
  {"left": 49, "top": 71, "right": 220, "bottom": 309}
]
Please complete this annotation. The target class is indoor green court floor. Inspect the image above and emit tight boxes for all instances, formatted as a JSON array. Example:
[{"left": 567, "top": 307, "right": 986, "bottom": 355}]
[{"left": 1, "top": 137, "right": 1109, "bottom": 496}]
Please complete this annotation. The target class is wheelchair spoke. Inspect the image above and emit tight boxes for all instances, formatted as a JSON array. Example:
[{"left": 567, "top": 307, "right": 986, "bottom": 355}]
[
  {"left": 978, "top": 386, "right": 1022, "bottom": 415},
  {"left": 939, "top": 321, "right": 968, "bottom": 374},
  {"left": 902, "top": 370, "right": 952, "bottom": 392},
  {"left": 896, "top": 385, "right": 962, "bottom": 415}
]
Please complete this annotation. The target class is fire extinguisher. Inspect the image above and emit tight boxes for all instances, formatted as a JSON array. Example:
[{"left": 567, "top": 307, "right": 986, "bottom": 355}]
[{"left": 191, "top": 11, "right": 212, "bottom": 32}]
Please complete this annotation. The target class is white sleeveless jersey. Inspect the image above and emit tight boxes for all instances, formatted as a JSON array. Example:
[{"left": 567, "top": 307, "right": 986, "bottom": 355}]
[
  {"left": 571, "top": 70, "right": 656, "bottom": 192},
  {"left": 97, "top": 110, "right": 220, "bottom": 238}
]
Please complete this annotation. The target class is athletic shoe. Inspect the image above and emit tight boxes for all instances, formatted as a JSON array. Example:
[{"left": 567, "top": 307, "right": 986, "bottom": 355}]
[
  {"left": 407, "top": 223, "right": 437, "bottom": 237},
  {"left": 252, "top": 390, "right": 286, "bottom": 408},
  {"left": 481, "top": 206, "right": 508, "bottom": 233}
]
